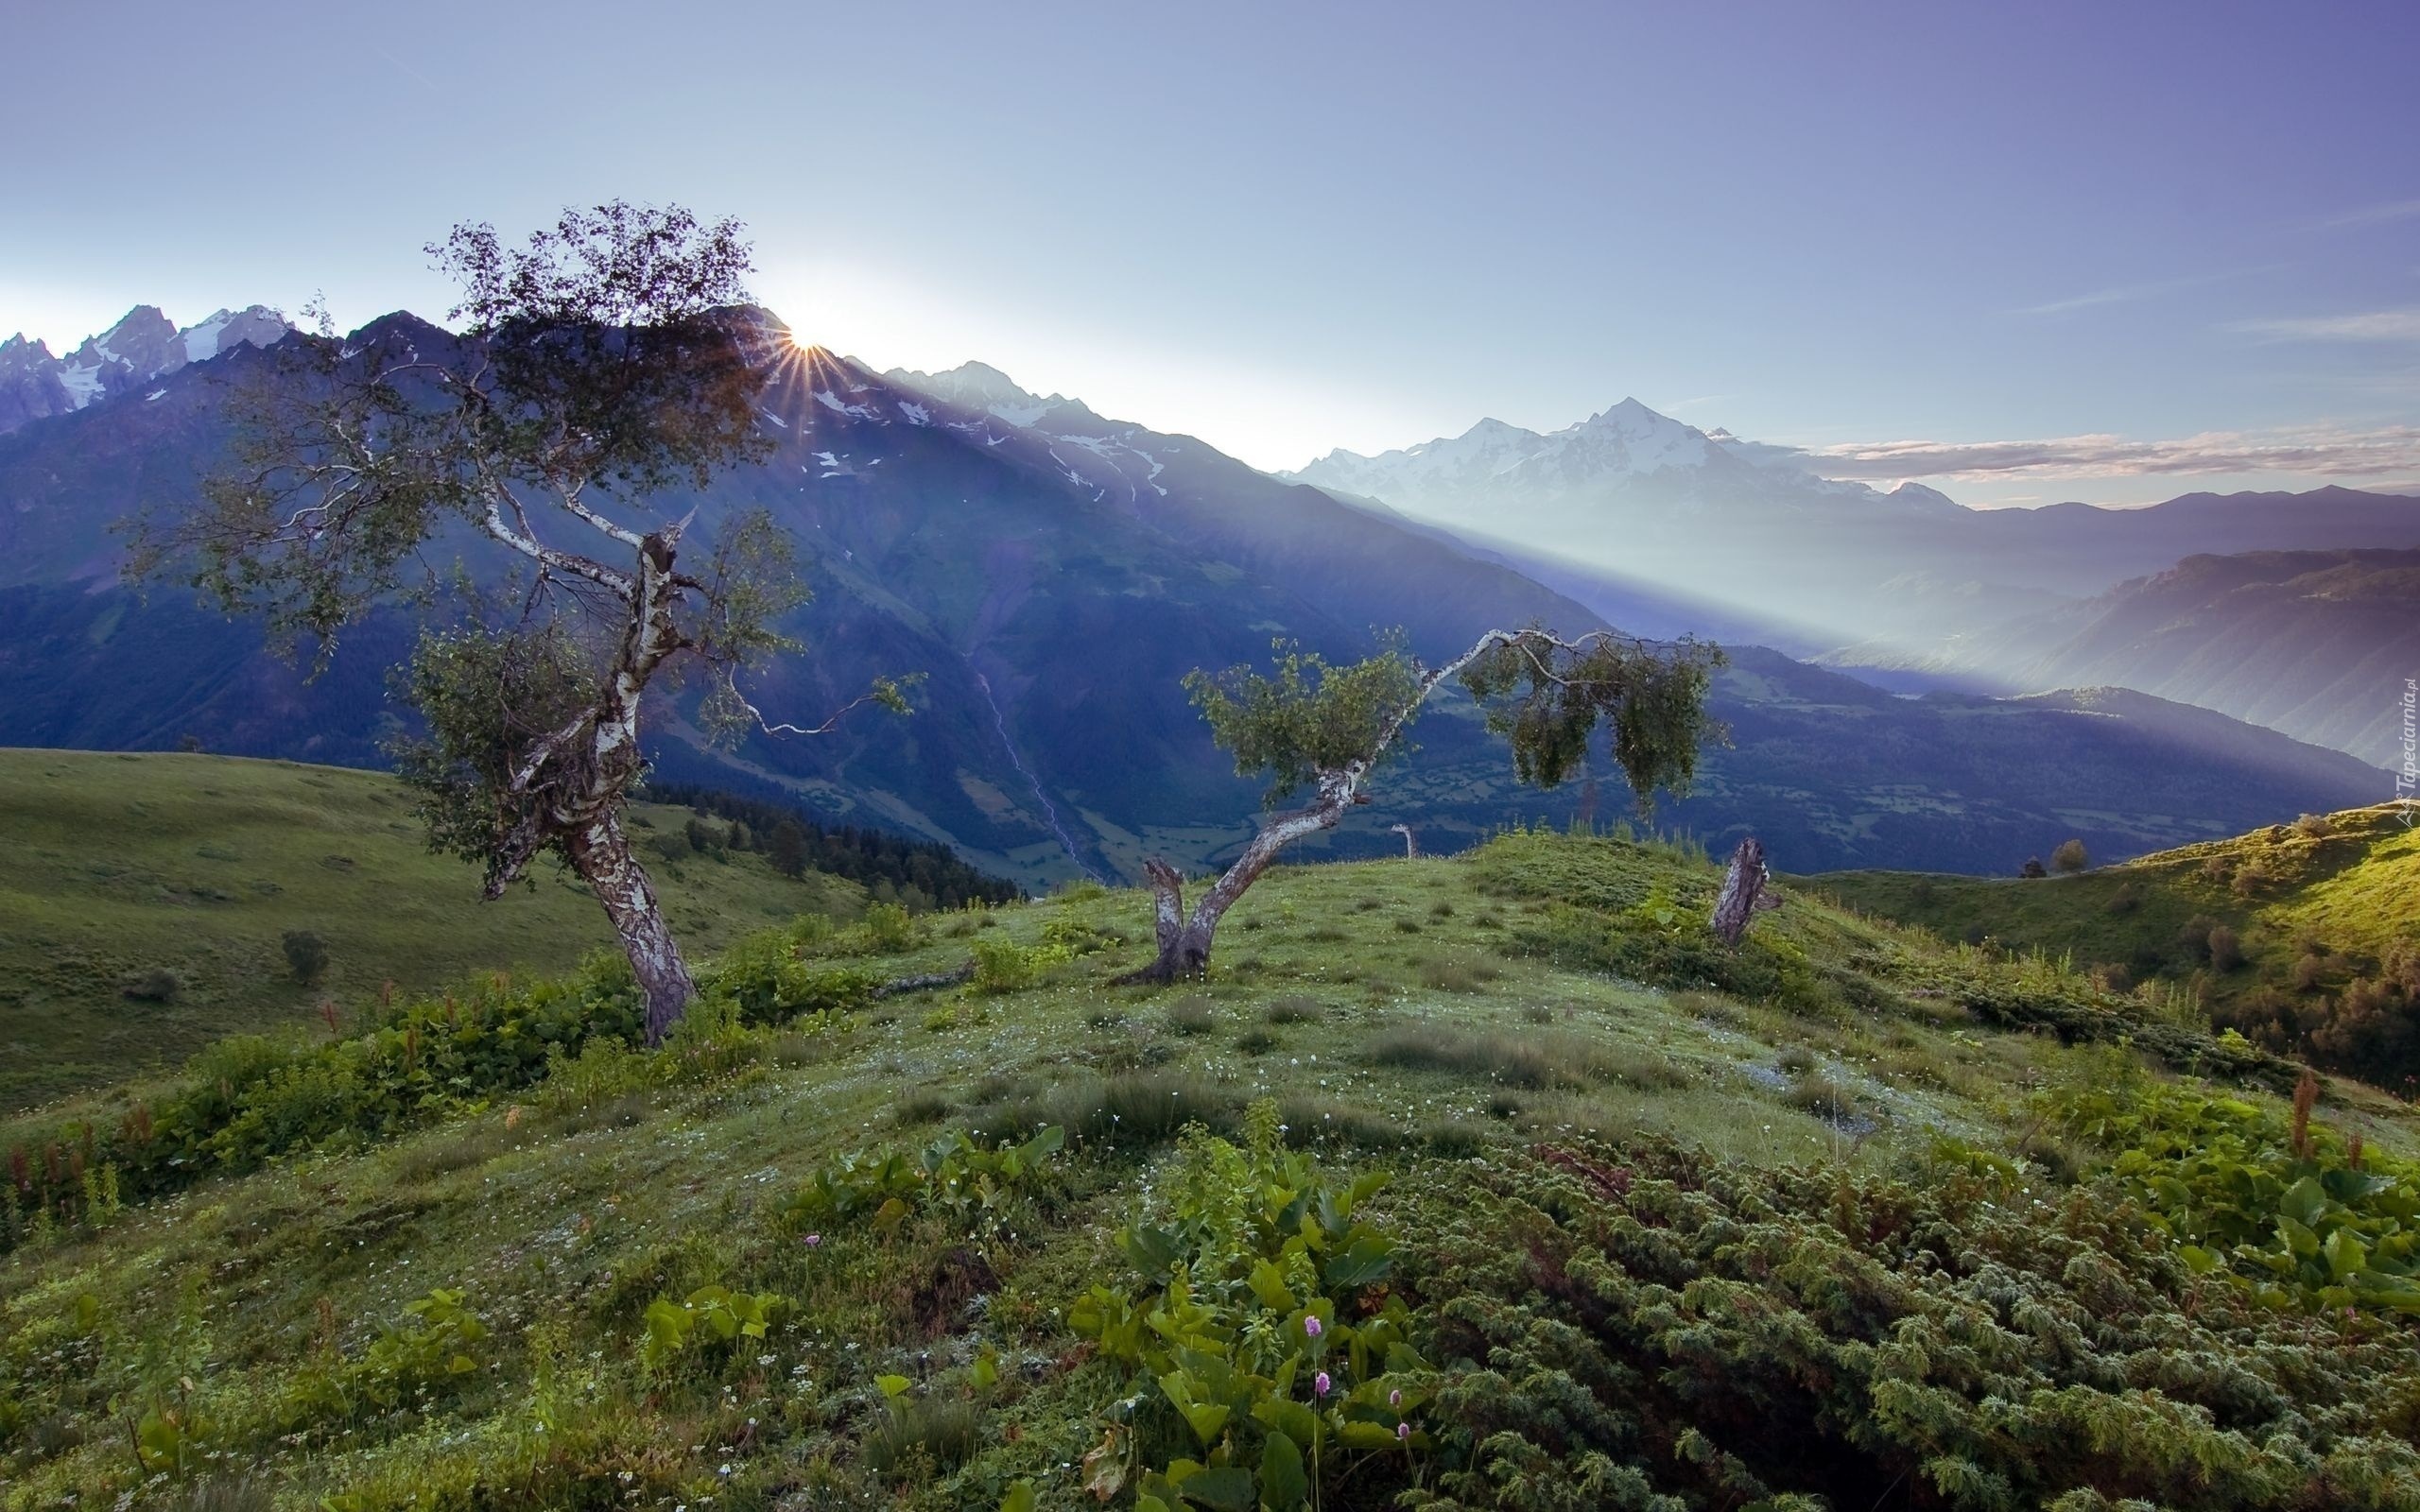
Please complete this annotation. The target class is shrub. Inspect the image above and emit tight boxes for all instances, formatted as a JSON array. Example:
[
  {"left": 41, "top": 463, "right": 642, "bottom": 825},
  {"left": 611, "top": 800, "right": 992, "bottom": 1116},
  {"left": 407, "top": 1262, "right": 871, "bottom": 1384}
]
[
  {"left": 2019, "top": 856, "right": 2048, "bottom": 879},
  {"left": 2104, "top": 883, "right": 2141, "bottom": 916},
  {"left": 1410, "top": 1137, "right": 2420, "bottom": 1511},
  {"left": 1415, "top": 955, "right": 1499, "bottom": 992},
  {"left": 785, "top": 1125, "right": 1063, "bottom": 1234},
  {"left": 122, "top": 968, "right": 180, "bottom": 1002},
  {"left": 862, "top": 1393, "right": 983, "bottom": 1477},
  {"left": 281, "top": 929, "right": 331, "bottom": 986},
  {"left": 2051, "top": 837, "right": 2089, "bottom": 873},
  {"left": 859, "top": 902, "right": 920, "bottom": 953},
  {"left": 1370, "top": 1025, "right": 1561, "bottom": 1089},
  {"left": 2293, "top": 812, "right": 2333, "bottom": 838},
  {"left": 969, "top": 936, "right": 1046, "bottom": 994},
  {"left": 5, "top": 952, "right": 648, "bottom": 1247},
  {"left": 1167, "top": 996, "right": 1218, "bottom": 1036},
  {"left": 1263, "top": 995, "right": 1322, "bottom": 1025},
  {"left": 1065, "top": 1103, "right": 1433, "bottom": 1510},
  {"left": 2207, "top": 924, "right": 2244, "bottom": 971}
]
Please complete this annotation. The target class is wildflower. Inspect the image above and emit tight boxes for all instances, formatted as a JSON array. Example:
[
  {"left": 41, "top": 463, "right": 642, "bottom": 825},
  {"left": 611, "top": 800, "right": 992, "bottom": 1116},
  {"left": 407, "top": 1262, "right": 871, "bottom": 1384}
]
[
  {"left": 1304, "top": 1315, "right": 1322, "bottom": 1338},
  {"left": 804, "top": 1233, "right": 822, "bottom": 1247},
  {"left": 1396, "top": 1421, "right": 1410, "bottom": 1441},
  {"left": 1314, "top": 1370, "right": 1331, "bottom": 1398},
  {"left": 1389, "top": 1388, "right": 1401, "bottom": 1408}
]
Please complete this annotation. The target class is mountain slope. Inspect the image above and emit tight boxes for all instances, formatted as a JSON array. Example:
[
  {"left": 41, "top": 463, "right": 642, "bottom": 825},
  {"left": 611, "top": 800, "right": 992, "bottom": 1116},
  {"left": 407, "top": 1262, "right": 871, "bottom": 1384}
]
[
  {"left": 2011, "top": 550, "right": 2420, "bottom": 768},
  {"left": 0, "top": 749, "right": 865, "bottom": 1109},
  {"left": 0, "top": 303, "right": 287, "bottom": 437},
  {"left": 1816, "top": 802, "right": 2420, "bottom": 1091},
  {"left": 0, "top": 313, "right": 2389, "bottom": 883},
  {"left": 1292, "top": 402, "right": 2420, "bottom": 773},
  {"left": 5, "top": 825, "right": 2417, "bottom": 1507}
]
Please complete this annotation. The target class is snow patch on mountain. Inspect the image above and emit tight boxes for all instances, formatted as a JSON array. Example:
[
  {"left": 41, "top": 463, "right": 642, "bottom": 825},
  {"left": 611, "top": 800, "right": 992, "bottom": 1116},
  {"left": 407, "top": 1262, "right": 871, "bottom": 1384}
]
[{"left": 0, "top": 303, "right": 290, "bottom": 436}]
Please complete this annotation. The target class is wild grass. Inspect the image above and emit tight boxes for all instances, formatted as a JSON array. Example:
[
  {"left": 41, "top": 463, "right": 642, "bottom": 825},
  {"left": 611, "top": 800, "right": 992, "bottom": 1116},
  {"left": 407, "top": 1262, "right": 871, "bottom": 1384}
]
[{"left": 6, "top": 817, "right": 2400, "bottom": 1511}]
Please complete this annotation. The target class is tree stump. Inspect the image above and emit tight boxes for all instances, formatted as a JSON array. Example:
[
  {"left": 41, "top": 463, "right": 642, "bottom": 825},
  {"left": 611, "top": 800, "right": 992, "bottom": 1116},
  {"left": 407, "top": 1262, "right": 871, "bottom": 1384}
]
[
  {"left": 1710, "top": 836, "right": 1780, "bottom": 946},
  {"left": 1389, "top": 823, "right": 1419, "bottom": 858}
]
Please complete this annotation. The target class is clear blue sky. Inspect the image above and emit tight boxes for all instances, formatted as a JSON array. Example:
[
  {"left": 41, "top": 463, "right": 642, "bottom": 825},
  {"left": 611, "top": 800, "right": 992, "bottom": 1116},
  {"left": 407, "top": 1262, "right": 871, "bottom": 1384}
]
[{"left": 6, "top": 0, "right": 2416, "bottom": 505}]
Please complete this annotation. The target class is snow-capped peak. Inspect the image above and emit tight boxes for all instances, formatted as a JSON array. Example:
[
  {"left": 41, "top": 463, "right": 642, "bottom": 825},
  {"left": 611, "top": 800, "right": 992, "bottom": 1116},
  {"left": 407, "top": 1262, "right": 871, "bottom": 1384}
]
[
  {"left": 0, "top": 303, "right": 291, "bottom": 437},
  {"left": 885, "top": 360, "right": 1087, "bottom": 429}
]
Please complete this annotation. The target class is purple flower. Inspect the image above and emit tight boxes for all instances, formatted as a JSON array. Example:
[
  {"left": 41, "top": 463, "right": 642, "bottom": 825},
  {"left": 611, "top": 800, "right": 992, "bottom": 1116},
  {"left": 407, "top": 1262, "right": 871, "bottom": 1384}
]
[
  {"left": 804, "top": 1233, "right": 822, "bottom": 1247},
  {"left": 1396, "top": 1421, "right": 1410, "bottom": 1442},
  {"left": 1314, "top": 1371, "right": 1331, "bottom": 1398},
  {"left": 1304, "top": 1316, "right": 1323, "bottom": 1339},
  {"left": 1389, "top": 1389, "right": 1401, "bottom": 1408}
]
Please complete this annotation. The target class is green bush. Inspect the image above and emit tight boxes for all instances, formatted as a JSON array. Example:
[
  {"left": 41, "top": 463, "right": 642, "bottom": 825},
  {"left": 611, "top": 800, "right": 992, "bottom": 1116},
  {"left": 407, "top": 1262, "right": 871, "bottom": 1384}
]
[
  {"left": 2050, "top": 1060, "right": 2420, "bottom": 1314},
  {"left": 5, "top": 951, "right": 646, "bottom": 1246},
  {"left": 1066, "top": 1101, "right": 1433, "bottom": 1511},
  {"left": 1405, "top": 1137, "right": 2420, "bottom": 1511},
  {"left": 281, "top": 929, "right": 331, "bottom": 986}
]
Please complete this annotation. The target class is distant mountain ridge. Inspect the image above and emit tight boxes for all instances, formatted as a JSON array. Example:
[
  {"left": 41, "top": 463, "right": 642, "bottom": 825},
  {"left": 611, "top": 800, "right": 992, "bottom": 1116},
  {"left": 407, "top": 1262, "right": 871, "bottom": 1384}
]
[
  {"left": 0, "top": 304, "right": 288, "bottom": 436},
  {"left": 0, "top": 305, "right": 2391, "bottom": 883},
  {"left": 1289, "top": 402, "right": 2420, "bottom": 767}
]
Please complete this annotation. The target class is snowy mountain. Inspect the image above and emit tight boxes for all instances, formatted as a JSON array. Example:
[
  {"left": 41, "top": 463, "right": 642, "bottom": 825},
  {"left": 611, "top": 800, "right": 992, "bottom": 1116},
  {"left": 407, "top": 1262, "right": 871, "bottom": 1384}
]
[
  {"left": 1290, "top": 397, "right": 1959, "bottom": 531},
  {"left": 1284, "top": 400, "right": 2420, "bottom": 673},
  {"left": 0, "top": 304, "right": 287, "bottom": 436}
]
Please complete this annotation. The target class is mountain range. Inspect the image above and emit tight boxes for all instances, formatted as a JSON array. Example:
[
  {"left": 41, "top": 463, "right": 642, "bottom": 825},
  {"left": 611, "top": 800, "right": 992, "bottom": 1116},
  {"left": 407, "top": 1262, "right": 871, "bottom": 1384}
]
[
  {"left": 0, "top": 303, "right": 287, "bottom": 436},
  {"left": 1821, "top": 549, "right": 2419, "bottom": 769},
  {"left": 0, "top": 303, "right": 2396, "bottom": 886},
  {"left": 1290, "top": 405, "right": 2420, "bottom": 764}
]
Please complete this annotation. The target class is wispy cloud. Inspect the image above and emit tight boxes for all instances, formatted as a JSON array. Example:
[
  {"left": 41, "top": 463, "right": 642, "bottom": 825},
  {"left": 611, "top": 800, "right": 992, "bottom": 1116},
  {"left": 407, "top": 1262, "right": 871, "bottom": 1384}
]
[
  {"left": 1795, "top": 423, "right": 2420, "bottom": 484},
  {"left": 2311, "top": 197, "right": 2420, "bottom": 232},
  {"left": 2012, "top": 266, "right": 2267, "bottom": 318},
  {"left": 2230, "top": 307, "right": 2420, "bottom": 343}
]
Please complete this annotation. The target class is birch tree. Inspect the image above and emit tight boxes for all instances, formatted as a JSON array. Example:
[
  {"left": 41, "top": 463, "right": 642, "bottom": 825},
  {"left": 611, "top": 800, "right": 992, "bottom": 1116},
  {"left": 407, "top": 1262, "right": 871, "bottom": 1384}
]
[
  {"left": 1132, "top": 627, "right": 1724, "bottom": 982},
  {"left": 131, "top": 202, "right": 902, "bottom": 1043}
]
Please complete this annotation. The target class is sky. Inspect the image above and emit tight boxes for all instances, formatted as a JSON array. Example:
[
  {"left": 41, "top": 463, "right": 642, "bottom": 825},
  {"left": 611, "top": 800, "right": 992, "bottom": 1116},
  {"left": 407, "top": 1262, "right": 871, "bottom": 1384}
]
[{"left": 5, "top": 0, "right": 2417, "bottom": 507}]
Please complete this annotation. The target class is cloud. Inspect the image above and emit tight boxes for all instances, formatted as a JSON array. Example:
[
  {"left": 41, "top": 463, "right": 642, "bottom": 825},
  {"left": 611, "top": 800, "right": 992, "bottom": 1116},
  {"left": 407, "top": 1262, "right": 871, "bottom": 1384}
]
[
  {"left": 2012, "top": 266, "right": 2270, "bottom": 318},
  {"left": 2231, "top": 308, "right": 2420, "bottom": 343},
  {"left": 2312, "top": 198, "right": 2420, "bottom": 232},
  {"left": 1794, "top": 423, "right": 2420, "bottom": 484}
]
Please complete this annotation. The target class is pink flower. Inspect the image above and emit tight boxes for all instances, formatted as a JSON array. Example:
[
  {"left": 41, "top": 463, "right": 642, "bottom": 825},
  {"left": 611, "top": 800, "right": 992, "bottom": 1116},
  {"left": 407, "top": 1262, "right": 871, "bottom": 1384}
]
[
  {"left": 1389, "top": 1389, "right": 1401, "bottom": 1408},
  {"left": 1396, "top": 1421, "right": 1410, "bottom": 1442},
  {"left": 1304, "top": 1316, "right": 1322, "bottom": 1339},
  {"left": 804, "top": 1233, "right": 822, "bottom": 1247},
  {"left": 1314, "top": 1371, "right": 1331, "bottom": 1398}
]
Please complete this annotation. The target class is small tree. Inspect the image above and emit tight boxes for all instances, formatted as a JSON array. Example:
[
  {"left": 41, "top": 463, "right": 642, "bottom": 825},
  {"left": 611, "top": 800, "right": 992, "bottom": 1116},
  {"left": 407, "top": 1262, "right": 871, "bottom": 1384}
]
[
  {"left": 2051, "top": 838, "right": 2089, "bottom": 874},
  {"left": 2019, "top": 856, "right": 2048, "bottom": 879},
  {"left": 133, "top": 203, "right": 905, "bottom": 1043},
  {"left": 1132, "top": 627, "right": 1724, "bottom": 982},
  {"left": 767, "top": 818, "right": 811, "bottom": 878},
  {"left": 281, "top": 928, "right": 330, "bottom": 986}
]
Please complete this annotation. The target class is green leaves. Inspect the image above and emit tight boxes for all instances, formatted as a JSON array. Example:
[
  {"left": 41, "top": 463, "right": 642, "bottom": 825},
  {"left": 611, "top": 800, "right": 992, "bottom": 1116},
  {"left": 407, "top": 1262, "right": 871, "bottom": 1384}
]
[
  {"left": 2053, "top": 1071, "right": 2420, "bottom": 1315},
  {"left": 784, "top": 1125, "right": 1064, "bottom": 1235},
  {"left": 1257, "top": 1431, "right": 1307, "bottom": 1510},
  {"left": 637, "top": 1286, "right": 785, "bottom": 1372},
  {"left": 1184, "top": 633, "right": 1426, "bottom": 805},
  {"left": 1066, "top": 1104, "right": 1431, "bottom": 1510},
  {"left": 1459, "top": 628, "right": 1727, "bottom": 813}
]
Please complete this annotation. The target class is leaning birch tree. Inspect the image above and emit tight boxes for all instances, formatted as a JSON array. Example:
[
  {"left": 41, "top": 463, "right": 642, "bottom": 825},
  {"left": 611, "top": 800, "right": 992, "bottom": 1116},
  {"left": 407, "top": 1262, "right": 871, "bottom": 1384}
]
[
  {"left": 1131, "top": 627, "right": 1725, "bottom": 981},
  {"left": 130, "top": 202, "right": 903, "bottom": 1044}
]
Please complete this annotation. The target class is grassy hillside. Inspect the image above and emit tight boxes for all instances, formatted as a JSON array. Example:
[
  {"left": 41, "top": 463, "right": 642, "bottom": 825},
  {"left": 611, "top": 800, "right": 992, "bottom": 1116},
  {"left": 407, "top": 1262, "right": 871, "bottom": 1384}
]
[
  {"left": 0, "top": 750, "right": 863, "bottom": 1110},
  {"left": 6, "top": 827, "right": 2418, "bottom": 1509},
  {"left": 1815, "top": 803, "right": 2420, "bottom": 1091}
]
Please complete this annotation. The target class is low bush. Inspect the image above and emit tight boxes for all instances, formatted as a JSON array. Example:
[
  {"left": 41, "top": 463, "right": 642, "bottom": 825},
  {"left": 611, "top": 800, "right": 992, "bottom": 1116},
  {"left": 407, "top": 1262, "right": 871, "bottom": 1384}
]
[
  {"left": 1066, "top": 1102, "right": 1433, "bottom": 1511},
  {"left": 1406, "top": 1136, "right": 2420, "bottom": 1510}
]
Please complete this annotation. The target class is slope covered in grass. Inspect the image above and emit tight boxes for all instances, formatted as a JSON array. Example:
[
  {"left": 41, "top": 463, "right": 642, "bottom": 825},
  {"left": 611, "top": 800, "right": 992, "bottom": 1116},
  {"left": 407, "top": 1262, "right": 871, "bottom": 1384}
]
[
  {"left": 5, "top": 830, "right": 2418, "bottom": 1510},
  {"left": 0, "top": 750, "right": 864, "bottom": 1109},
  {"left": 1815, "top": 803, "right": 2420, "bottom": 1091}
]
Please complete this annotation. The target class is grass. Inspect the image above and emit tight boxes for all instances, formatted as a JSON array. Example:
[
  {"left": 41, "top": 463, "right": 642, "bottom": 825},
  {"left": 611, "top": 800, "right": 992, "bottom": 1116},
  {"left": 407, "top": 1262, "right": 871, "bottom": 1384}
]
[
  {"left": 1813, "top": 801, "right": 2420, "bottom": 1082},
  {"left": 0, "top": 750, "right": 865, "bottom": 1110},
  {"left": 4, "top": 812, "right": 2416, "bottom": 1510}
]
